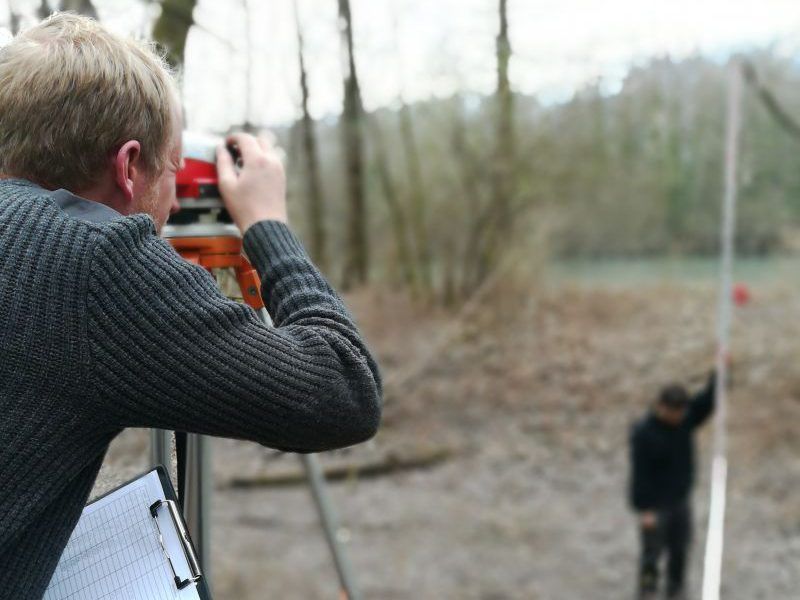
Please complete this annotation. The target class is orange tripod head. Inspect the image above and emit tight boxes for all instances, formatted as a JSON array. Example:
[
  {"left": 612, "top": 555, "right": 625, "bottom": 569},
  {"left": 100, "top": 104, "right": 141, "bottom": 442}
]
[{"left": 162, "top": 224, "right": 264, "bottom": 310}]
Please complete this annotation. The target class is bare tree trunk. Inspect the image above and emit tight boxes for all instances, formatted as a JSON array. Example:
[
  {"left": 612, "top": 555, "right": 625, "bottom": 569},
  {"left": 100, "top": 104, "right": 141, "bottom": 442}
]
[
  {"left": 8, "top": 3, "right": 21, "bottom": 33},
  {"left": 367, "top": 117, "right": 417, "bottom": 293},
  {"left": 60, "top": 0, "right": 97, "bottom": 18},
  {"left": 293, "top": 1, "right": 327, "bottom": 272},
  {"left": 449, "top": 97, "right": 490, "bottom": 298},
  {"left": 152, "top": 0, "right": 197, "bottom": 69},
  {"left": 475, "top": 0, "right": 516, "bottom": 286},
  {"left": 494, "top": 0, "right": 514, "bottom": 218},
  {"left": 398, "top": 103, "right": 432, "bottom": 294},
  {"left": 38, "top": 0, "right": 51, "bottom": 20},
  {"left": 337, "top": 0, "right": 368, "bottom": 289},
  {"left": 241, "top": 0, "right": 256, "bottom": 132}
]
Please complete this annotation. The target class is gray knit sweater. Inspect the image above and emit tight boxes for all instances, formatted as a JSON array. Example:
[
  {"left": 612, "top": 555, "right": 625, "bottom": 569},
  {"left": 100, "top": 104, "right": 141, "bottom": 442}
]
[{"left": 0, "top": 178, "right": 382, "bottom": 599}]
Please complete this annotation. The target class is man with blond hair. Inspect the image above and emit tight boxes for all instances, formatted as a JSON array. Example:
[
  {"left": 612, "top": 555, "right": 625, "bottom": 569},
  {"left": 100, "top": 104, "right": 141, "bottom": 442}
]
[{"left": 0, "top": 13, "right": 381, "bottom": 597}]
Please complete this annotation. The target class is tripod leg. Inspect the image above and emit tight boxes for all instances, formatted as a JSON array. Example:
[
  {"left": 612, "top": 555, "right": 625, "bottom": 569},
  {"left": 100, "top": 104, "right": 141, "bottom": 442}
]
[
  {"left": 176, "top": 431, "right": 187, "bottom": 509},
  {"left": 254, "top": 307, "right": 361, "bottom": 600},
  {"left": 301, "top": 454, "right": 362, "bottom": 600},
  {"left": 153, "top": 428, "right": 215, "bottom": 587},
  {"left": 182, "top": 433, "right": 212, "bottom": 591},
  {"left": 150, "top": 428, "right": 172, "bottom": 471}
]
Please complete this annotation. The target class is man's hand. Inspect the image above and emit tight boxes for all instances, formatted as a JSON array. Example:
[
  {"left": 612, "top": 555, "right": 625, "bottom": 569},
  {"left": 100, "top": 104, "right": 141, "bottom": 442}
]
[
  {"left": 639, "top": 511, "right": 658, "bottom": 530},
  {"left": 216, "top": 132, "right": 287, "bottom": 234}
]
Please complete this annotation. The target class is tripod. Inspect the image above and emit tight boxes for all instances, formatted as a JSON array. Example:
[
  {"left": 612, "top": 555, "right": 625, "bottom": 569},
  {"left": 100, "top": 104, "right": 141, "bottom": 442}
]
[{"left": 151, "top": 221, "right": 361, "bottom": 600}]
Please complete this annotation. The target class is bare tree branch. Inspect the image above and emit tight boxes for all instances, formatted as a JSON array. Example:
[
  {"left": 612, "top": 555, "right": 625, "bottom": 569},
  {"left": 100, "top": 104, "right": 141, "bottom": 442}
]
[
  {"left": 741, "top": 59, "right": 800, "bottom": 141},
  {"left": 59, "top": 0, "right": 97, "bottom": 19},
  {"left": 152, "top": 0, "right": 197, "bottom": 68}
]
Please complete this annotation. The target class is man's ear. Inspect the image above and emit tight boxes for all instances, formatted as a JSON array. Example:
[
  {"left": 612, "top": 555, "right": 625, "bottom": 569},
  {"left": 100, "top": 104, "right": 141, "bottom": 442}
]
[{"left": 113, "top": 140, "right": 143, "bottom": 203}]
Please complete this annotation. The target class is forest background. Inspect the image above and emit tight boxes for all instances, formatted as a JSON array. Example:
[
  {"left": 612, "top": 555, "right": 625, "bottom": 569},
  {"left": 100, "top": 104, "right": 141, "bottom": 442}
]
[
  {"left": 3, "top": 2, "right": 800, "bottom": 598},
  {"left": 5, "top": 0, "right": 800, "bottom": 303}
]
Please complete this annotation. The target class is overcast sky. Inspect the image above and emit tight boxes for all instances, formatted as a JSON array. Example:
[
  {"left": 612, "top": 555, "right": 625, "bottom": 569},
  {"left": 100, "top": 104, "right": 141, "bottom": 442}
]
[{"left": 1, "top": 0, "right": 799, "bottom": 130}]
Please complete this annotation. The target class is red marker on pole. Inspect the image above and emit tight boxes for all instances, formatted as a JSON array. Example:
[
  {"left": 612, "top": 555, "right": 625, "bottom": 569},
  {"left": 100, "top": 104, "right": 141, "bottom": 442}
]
[{"left": 732, "top": 283, "right": 750, "bottom": 307}]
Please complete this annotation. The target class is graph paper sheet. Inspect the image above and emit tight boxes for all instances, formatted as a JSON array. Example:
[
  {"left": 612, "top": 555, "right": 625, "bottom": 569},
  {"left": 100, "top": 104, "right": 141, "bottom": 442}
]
[{"left": 43, "top": 470, "right": 202, "bottom": 600}]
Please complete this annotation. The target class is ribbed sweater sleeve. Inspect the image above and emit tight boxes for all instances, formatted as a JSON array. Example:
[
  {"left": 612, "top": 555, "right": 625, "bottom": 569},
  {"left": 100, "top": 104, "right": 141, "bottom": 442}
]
[{"left": 86, "top": 216, "right": 381, "bottom": 452}]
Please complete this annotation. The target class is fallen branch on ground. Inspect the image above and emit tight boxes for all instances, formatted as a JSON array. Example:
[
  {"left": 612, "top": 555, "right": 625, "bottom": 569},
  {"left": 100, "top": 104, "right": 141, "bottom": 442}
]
[{"left": 224, "top": 444, "right": 455, "bottom": 488}]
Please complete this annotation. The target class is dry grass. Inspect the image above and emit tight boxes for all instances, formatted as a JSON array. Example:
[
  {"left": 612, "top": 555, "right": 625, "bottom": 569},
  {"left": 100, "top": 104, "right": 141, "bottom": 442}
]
[{"left": 96, "top": 277, "right": 800, "bottom": 599}]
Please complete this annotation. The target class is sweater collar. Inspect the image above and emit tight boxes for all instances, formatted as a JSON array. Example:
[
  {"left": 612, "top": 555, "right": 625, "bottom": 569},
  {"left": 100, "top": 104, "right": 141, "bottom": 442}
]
[
  {"left": 0, "top": 177, "right": 42, "bottom": 189},
  {"left": 0, "top": 177, "right": 123, "bottom": 223}
]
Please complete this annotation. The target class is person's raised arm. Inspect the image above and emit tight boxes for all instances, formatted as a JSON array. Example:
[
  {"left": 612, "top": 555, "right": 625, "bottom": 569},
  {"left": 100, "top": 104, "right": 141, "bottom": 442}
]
[
  {"left": 85, "top": 133, "right": 381, "bottom": 452},
  {"left": 686, "top": 370, "right": 716, "bottom": 429}
]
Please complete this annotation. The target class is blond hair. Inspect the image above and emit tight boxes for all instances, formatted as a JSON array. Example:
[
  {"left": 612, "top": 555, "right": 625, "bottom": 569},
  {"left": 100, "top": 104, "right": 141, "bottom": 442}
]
[{"left": 0, "top": 13, "right": 177, "bottom": 191}]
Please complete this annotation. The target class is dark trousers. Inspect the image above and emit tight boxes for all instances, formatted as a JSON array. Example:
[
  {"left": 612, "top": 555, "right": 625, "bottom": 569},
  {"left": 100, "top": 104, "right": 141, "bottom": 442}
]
[{"left": 638, "top": 503, "right": 691, "bottom": 598}]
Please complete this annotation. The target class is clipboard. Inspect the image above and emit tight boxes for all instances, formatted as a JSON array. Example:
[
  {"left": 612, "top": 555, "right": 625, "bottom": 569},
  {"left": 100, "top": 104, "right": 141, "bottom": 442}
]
[{"left": 44, "top": 466, "right": 213, "bottom": 600}]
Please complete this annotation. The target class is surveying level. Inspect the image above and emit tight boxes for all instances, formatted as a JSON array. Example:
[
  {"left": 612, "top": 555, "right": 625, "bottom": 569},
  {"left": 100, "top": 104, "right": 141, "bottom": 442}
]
[
  {"left": 151, "top": 131, "right": 362, "bottom": 600},
  {"left": 171, "top": 131, "right": 230, "bottom": 224}
]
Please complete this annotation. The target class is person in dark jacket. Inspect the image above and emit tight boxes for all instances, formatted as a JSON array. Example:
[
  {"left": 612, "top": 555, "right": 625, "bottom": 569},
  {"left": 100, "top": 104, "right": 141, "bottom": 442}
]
[
  {"left": 629, "top": 372, "right": 716, "bottom": 600},
  {"left": 0, "top": 14, "right": 381, "bottom": 598}
]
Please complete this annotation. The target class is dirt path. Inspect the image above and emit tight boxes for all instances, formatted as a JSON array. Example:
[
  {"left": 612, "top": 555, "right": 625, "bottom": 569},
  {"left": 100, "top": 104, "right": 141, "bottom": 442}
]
[{"left": 96, "top": 283, "right": 800, "bottom": 599}]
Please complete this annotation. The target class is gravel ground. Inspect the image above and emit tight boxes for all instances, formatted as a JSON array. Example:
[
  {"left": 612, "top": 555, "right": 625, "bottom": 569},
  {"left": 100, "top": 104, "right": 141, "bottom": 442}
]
[{"left": 94, "top": 282, "right": 800, "bottom": 599}]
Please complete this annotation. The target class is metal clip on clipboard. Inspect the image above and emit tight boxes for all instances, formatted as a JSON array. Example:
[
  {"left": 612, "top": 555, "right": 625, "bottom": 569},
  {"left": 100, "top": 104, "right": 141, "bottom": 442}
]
[{"left": 150, "top": 499, "right": 203, "bottom": 590}]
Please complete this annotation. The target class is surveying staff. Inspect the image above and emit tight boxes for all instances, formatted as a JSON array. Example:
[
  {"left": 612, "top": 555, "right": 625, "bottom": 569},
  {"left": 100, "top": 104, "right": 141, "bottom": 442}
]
[
  {"left": 0, "top": 14, "right": 381, "bottom": 599},
  {"left": 629, "top": 372, "right": 716, "bottom": 600}
]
